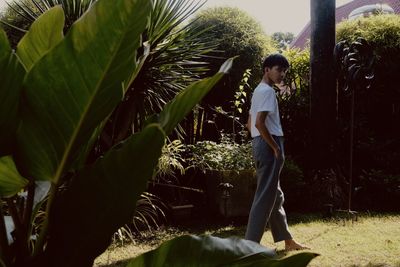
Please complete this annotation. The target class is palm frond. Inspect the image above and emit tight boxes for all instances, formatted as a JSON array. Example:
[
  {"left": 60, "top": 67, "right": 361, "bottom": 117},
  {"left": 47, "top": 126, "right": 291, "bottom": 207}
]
[
  {"left": 1, "top": 0, "right": 96, "bottom": 40},
  {"left": 97, "top": 0, "right": 217, "bottom": 150}
]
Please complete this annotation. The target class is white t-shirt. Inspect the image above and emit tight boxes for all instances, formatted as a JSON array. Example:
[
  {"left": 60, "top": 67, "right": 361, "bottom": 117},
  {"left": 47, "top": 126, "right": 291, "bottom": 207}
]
[{"left": 249, "top": 82, "right": 283, "bottom": 137}]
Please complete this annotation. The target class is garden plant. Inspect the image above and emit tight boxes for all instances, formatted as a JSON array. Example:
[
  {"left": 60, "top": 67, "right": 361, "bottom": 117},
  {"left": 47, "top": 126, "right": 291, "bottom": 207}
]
[
  {"left": 0, "top": 0, "right": 317, "bottom": 266},
  {"left": 0, "top": 0, "right": 222, "bottom": 236}
]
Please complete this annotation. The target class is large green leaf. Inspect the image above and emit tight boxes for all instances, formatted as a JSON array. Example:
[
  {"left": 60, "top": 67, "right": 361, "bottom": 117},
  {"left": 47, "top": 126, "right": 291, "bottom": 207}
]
[
  {"left": 42, "top": 59, "right": 232, "bottom": 266},
  {"left": 44, "top": 124, "right": 165, "bottom": 267},
  {"left": 125, "top": 235, "right": 317, "bottom": 267},
  {"left": 16, "top": 0, "right": 152, "bottom": 182},
  {"left": 125, "top": 235, "right": 276, "bottom": 267},
  {"left": 0, "top": 29, "right": 25, "bottom": 156},
  {"left": 158, "top": 58, "right": 234, "bottom": 135},
  {"left": 16, "top": 5, "right": 65, "bottom": 71},
  {"left": 0, "top": 156, "right": 28, "bottom": 198}
]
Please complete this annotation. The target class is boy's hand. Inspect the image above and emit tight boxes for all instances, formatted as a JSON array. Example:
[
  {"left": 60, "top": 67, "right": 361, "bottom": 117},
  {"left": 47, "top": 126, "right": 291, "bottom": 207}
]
[{"left": 272, "top": 146, "right": 281, "bottom": 159}]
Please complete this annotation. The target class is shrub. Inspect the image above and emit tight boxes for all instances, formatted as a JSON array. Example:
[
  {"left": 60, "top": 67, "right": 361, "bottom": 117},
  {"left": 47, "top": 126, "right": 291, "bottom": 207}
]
[
  {"left": 280, "top": 157, "right": 308, "bottom": 211},
  {"left": 186, "top": 131, "right": 253, "bottom": 172},
  {"left": 278, "top": 48, "right": 310, "bottom": 165},
  {"left": 155, "top": 140, "right": 186, "bottom": 180},
  {"left": 337, "top": 14, "right": 400, "bottom": 57},
  {"left": 336, "top": 14, "right": 400, "bottom": 175},
  {"left": 191, "top": 7, "right": 275, "bottom": 88},
  {"left": 189, "top": 7, "right": 277, "bottom": 139},
  {"left": 354, "top": 169, "right": 400, "bottom": 211},
  {"left": 186, "top": 132, "right": 310, "bottom": 213}
]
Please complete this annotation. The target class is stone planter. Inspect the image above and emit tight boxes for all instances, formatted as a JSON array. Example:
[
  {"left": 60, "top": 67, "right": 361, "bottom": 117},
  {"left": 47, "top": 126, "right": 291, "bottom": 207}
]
[{"left": 205, "top": 169, "right": 257, "bottom": 218}]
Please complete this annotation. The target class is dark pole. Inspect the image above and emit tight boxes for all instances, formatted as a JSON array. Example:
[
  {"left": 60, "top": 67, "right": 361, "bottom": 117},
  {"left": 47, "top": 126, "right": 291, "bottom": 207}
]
[
  {"left": 310, "top": 0, "right": 337, "bottom": 170},
  {"left": 348, "top": 91, "right": 355, "bottom": 211}
]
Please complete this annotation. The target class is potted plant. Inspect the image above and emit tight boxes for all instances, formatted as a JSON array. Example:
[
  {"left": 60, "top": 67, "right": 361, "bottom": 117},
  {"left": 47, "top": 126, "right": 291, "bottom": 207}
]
[{"left": 187, "top": 132, "right": 256, "bottom": 217}]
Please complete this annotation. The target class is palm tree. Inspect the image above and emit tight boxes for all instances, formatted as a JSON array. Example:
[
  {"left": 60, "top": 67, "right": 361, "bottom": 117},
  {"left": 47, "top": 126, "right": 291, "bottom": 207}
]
[{"left": 97, "top": 0, "right": 218, "bottom": 153}]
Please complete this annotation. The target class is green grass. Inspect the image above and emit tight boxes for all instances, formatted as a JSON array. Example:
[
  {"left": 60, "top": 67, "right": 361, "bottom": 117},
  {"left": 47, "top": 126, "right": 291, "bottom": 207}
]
[{"left": 94, "top": 213, "right": 400, "bottom": 267}]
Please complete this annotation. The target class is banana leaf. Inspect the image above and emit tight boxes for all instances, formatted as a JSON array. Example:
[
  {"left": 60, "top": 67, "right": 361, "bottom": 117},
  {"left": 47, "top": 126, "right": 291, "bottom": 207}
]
[
  {"left": 16, "top": 0, "right": 152, "bottom": 182},
  {"left": 43, "top": 58, "right": 233, "bottom": 267},
  {"left": 0, "top": 29, "right": 25, "bottom": 156},
  {"left": 125, "top": 235, "right": 317, "bottom": 267},
  {"left": 44, "top": 124, "right": 165, "bottom": 267},
  {"left": 16, "top": 5, "right": 65, "bottom": 71},
  {"left": 0, "top": 156, "right": 28, "bottom": 198}
]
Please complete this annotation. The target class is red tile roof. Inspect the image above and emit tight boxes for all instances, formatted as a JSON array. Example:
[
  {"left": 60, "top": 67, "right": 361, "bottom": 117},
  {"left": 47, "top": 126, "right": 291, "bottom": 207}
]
[{"left": 291, "top": 0, "right": 400, "bottom": 49}]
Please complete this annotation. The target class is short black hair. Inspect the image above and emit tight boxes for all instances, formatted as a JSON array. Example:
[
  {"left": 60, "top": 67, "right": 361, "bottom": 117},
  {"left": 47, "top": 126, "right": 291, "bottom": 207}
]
[{"left": 262, "top": 53, "right": 289, "bottom": 71}]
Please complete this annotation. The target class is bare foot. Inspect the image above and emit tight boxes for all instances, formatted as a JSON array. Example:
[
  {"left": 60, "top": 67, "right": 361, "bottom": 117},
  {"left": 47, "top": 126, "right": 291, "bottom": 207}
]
[{"left": 284, "top": 239, "right": 310, "bottom": 251}]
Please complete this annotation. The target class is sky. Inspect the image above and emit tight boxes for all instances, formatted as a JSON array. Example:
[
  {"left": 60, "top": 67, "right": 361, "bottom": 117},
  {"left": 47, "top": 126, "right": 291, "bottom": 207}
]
[
  {"left": 200, "top": 0, "right": 354, "bottom": 35},
  {"left": 0, "top": 0, "right": 354, "bottom": 36}
]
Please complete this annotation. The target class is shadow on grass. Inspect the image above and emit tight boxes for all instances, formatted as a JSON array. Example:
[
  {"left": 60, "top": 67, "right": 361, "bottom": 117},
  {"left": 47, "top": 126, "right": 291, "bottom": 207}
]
[
  {"left": 161, "top": 211, "right": 400, "bottom": 248},
  {"left": 98, "top": 212, "right": 400, "bottom": 267},
  {"left": 101, "top": 257, "right": 400, "bottom": 267},
  {"left": 347, "top": 264, "right": 400, "bottom": 267},
  {"left": 165, "top": 211, "right": 362, "bottom": 237}
]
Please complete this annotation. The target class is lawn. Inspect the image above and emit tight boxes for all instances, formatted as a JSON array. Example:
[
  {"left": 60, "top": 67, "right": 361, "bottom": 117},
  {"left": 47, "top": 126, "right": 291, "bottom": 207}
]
[{"left": 94, "top": 213, "right": 400, "bottom": 267}]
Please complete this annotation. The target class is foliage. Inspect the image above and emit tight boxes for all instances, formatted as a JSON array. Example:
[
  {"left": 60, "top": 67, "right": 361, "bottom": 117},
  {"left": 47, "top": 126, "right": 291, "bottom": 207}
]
[
  {"left": 0, "top": 2, "right": 315, "bottom": 267},
  {"left": 0, "top": 158, "right": 28, "bottom": 198},
  {"left": 275, "top": 16, "right": 400, "bottom": 210},
  {"left": 233, "top": 69, "right": 251, "bottom": 115},
  {"left": 208, "top": 68, "right": 253, "bottom": 142},
  {"left": 155, "top": 139, "right": 186, "bottom": 179},
  {"left": 114, "top": 192, "right": 167, "bottom": 245},
  {"left": 185, "top": 125, "right": 308, "bottom": 214},
  {"left": 0, "top": 3, "right": 315, "bottom": 263},
  {"left": 100, "top": 0, "right": 216, "bottom": 147},
  {"left": 191, "top": 6, "right": 274, "bottom": 85},
  {"left": 354, "top": 169, "right": 400, "bottom": 211},
  {"left": 186, "top": 131, "right": 253, "bottom": 172},
  {"left": 336, "top": 14, "right": 400, "bottom": 180},
  {"left": 0, "top": 0, "right": 94, "bottom": 47},
  {"left": 0, "top": 0, "right": 38, "bottom": 47},
  {"left": 1, "top": 0, "right": 216, "bottom": 144},
  {"left": 334, "top": 38, "right": 375, "bottom": 92},
  {"left": 272, "top": 31, "right": 295, "bottom": 51},
  {"left": 282, "top": 48, "right": 310, "bottom": 93},
  {"left": 336, "top": 14, "right": 400, "bottom": 56},
  {"left": 1, "top": 0, "right": 219, "bottom": 237},
  {"left": 336, "top": 14, "right": 400, "bottom": 137},
  {"left": 189, "top": 7, "right": 277, "bottom": 139},
  {"left": 279, "top": 158, "right": 307, "bottom": 212},
  {"left": 277, "top": 48, "right": 310, "bottom": 164},
  {"left": 0, "top": 1, "right": 243, "bottom": 266},
  {"left": 0, "top": 1, "right": 155, "bottom": 265}
]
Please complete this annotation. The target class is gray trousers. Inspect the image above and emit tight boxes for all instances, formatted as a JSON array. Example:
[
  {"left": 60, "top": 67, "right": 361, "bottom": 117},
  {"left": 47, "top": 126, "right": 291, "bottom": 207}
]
[{"left": 245, "top": 135, "right": 292, "bottom": 243}]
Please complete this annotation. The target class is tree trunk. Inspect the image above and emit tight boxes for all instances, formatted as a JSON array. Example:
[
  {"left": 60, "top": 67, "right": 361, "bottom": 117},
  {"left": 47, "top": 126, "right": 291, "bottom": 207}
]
[{"left": 309, "top": 0, "right": 337, "bottom": 170}]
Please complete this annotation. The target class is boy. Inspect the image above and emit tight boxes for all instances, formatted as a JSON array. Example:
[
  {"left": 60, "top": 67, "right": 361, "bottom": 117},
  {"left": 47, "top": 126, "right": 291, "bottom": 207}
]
[{"left": 245, "top": 54, "right": 308, "bottom": 251}]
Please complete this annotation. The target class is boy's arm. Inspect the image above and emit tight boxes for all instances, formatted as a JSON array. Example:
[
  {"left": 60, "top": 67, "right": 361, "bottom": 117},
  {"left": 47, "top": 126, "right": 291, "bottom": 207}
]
[
  {"left": 246, "top": 114, "right": 251, "bottom": 134},
  {"left": 255, "top": 111, "right": 280, "bottom": 158}
]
